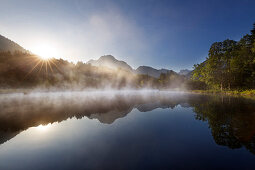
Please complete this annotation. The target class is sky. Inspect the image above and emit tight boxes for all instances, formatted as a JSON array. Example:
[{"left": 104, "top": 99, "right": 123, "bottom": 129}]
[{"left": 0, "top": 0, "right": 255, "bottom": 71}]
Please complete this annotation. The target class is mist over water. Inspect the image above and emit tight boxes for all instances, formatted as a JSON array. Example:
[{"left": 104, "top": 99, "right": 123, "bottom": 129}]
[
  {"left": 0, "top": 90, "right": 186, "bottom": 130},
  {"left": 0, "top": 90, "right": 255, "bottom": 169}
]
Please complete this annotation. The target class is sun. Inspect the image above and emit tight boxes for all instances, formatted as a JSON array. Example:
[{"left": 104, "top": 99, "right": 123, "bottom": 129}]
[
  {"left": 30, "top": 43, "right": 59, "bottom": 60},
  {"left": 24, "top": 42, "right": 63, "bottom": 78}
]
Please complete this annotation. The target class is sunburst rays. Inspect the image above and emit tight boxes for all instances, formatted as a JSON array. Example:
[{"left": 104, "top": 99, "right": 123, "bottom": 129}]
[{"left": 24, "top": 56, "right": 60, "bottom": 79}]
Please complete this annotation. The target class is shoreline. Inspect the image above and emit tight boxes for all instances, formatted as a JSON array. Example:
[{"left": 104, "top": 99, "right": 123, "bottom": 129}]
[
  {"left": 190, "top": 89, "right": 255, "bottom": 100},
  {"left": 1, "top": 88, "right": 255, "bottom": 100}
]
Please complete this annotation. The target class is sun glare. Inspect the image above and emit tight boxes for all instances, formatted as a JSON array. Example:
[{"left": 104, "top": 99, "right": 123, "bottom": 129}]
[{"left": 30, "top": 44, "right": 59, "bottom": 60}]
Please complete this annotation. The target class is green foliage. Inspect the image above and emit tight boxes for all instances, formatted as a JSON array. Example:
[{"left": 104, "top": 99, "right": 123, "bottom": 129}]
[{"left": 192, "top": 23, "right": 255, "bottom": 90}]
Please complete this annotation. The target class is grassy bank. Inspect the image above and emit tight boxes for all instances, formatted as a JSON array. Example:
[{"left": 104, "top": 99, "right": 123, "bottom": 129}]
[
  {"left": 191, "top": 89, "right": 255, "bottom": 99},
  {"left": 0, "top": 89, "right": 31, "bottom": 94}
]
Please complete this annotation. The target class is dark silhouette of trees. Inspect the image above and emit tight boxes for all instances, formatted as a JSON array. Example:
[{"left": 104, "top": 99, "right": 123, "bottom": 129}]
[{"left": 191, "top": 95, "right": 255, "bottom": 154}]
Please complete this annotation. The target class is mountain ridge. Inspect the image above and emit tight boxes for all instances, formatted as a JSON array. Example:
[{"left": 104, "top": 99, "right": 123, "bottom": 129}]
[
  {"left": 87, "top": 55, "right": 176, "bottom": 78},
  {"left": 0, "top": 34, "right": 185, "bottom": 78},
  {"left": 0, "top": 34, "right": 27, "bottom": 53},
  {"left": 87, "top": 55, "right": 133, "bottom": 71},
  {"left": 136, "top": 66, "right": 175, "bottom": 78}
]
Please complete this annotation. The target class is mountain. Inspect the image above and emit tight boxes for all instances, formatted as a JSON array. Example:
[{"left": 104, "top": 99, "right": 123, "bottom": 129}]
[
  {"left": 87, "top": 55, "right": 177, "bottom": 78},
  {"left": 178, "top": 69, "right": 192, "bottom": 76},
  {"left": 0, "top": 34, "right": 190, "bottom": 86},
  {"left": 0, "top": 34, "right": 27, "bottom": 53},
  {"left": 87, "top": 55, "right": 133, "bottom": 71},
  {"left": 135, "top": 66, "right": 174, "bottom": 78}
]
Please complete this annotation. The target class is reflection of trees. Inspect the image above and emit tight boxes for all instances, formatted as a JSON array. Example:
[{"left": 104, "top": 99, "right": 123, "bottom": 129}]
[
  {"left": 1, "top": 92, "right": 255, "bottom": 155},
  {"left": 0, "top": 92, "right": 189, "bottom": 145},
  {"left": 191, "top": 95, "right": 255, "bottom": 154},
  {"left": 0, "top": 131, "right": 20, "bottom": 145}
]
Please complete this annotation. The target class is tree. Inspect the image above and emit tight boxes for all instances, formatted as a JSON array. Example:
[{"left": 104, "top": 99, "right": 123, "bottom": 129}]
[{"left": 192, "top": 23, "right": 255, "bottom": 90}]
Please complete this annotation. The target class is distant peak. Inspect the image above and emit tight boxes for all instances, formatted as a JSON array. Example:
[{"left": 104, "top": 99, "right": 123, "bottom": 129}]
[
  {"left": 86, "top": 55, "right": 133, "bottom": 71},
  {"left": 136, "top": 66, "right": 154, "bottom": 70},
  {"left": 99, "top": 55, "right": 116, "bottom": 60}
]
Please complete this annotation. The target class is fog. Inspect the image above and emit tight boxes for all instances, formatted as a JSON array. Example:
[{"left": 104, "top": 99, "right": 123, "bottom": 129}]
[
  {"left": 0, "top": 52, "right": 194, "bottom": 91},
  {"left": 0, "top": 89, "right": 193, "bottom": 145},
  {"left": 0, "top": 90, "right": 188, "bottom": 130}
]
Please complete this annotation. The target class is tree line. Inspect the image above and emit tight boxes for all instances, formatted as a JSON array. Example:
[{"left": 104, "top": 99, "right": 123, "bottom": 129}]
[
  {"left": 192, "top": 23, "right": 255, "bottom": 90},
  {"left": 0, "top": 51, "right": 191, "bottom": 90}
]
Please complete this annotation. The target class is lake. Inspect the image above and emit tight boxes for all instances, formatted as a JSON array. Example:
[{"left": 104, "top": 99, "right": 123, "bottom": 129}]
[{"left": 0, "top": 90, "right": 254, "bottom": 169}]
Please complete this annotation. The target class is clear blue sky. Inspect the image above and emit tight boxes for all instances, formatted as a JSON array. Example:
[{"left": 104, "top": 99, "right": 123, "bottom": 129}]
[{"left": 0, "top": 0, "right": 255, "bottom": 71}]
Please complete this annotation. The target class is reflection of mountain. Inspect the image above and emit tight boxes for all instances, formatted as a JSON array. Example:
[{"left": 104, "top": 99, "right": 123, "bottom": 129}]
[
  {"left": 0, "top": 92, "right": 190, "bottom": 145},
  {"left": 137, "top": 102, "right": 174, "bottom": 112},
  {"left": 0, "top": 92, "right": 190, "bottom": 130},
  {"left": 1, "top": 92, "right": 255, "bottom": 155},
  {"left": 89, "top": 108, "right": 133, "bottom": 124}
]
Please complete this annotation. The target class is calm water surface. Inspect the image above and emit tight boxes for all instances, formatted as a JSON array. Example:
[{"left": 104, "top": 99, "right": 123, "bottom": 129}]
[{"left": 0, "top": 91, "right": 254, "bottom": 169}]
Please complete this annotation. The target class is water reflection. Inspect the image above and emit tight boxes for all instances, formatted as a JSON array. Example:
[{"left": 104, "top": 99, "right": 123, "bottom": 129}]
[
  {"left": 0, "top": 91, "right": 255, "bottom": 156},
  {"left": 35, "top": 124, "right": 52, "bottom": 132},
  {"left": 192, "top": 95, "right": 255, "bottom": 154}
]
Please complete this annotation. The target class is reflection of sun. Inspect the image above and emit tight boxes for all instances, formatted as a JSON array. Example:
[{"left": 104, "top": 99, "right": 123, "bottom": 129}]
[{"left": 35, "top": 124, "right": 51, "bottom": 132}]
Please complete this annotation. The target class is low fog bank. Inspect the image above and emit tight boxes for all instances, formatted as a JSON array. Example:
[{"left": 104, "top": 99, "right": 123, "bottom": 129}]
[
  {"left": 0, "top": 52, "right": 204, "bottom": 93},
  {"left": 0, "top": 89, "right": 188, "bottom": 105},
  {"left": 0, "top": 88, "right": 188, "bottom": 95}
]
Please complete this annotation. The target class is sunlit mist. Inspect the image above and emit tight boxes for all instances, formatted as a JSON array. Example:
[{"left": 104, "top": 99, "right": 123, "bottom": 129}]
[{"left": 35, "top": 124, "right": 52, "bottom": 132}]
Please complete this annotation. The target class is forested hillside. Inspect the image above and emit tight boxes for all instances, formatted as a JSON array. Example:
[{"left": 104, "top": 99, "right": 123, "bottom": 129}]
[
  {"left": 192, "top": 23, "right": 255, "bottom": 90},
  {"left": 0, "top": 51, "right": 190, "bottom": 89},
  {"left": 0, "top": 35, "right": 27, "bottom": 53}
]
